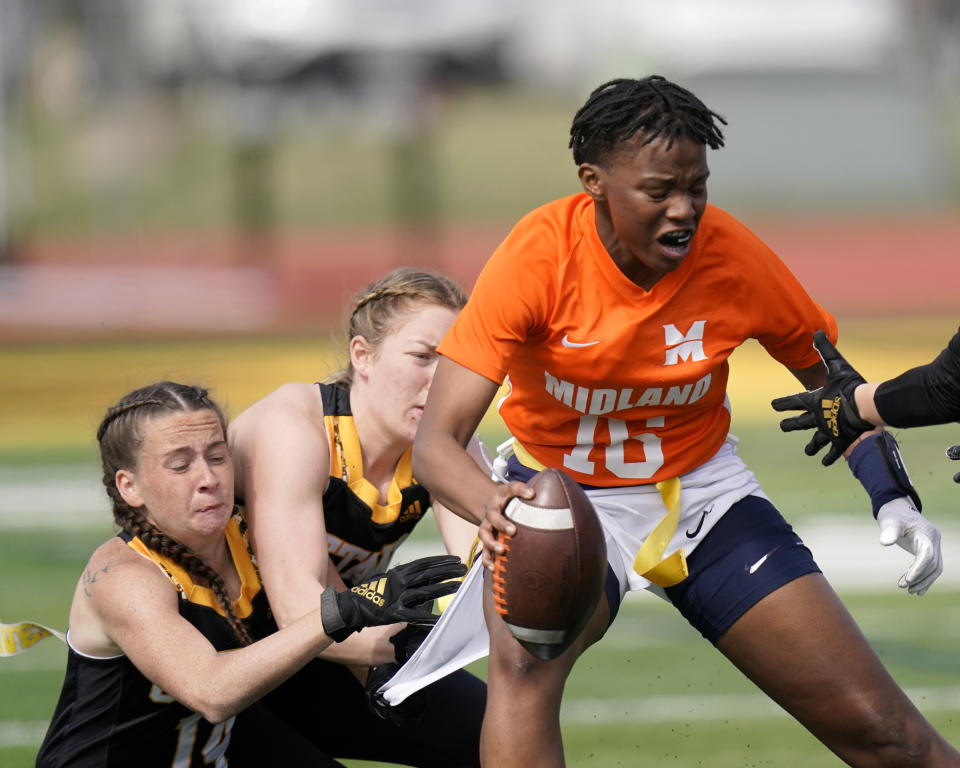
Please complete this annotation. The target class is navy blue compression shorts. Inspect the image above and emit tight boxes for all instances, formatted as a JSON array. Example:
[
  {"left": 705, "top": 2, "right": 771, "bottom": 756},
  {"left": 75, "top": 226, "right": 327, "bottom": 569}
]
[{"left": 663, "top": 494, "right": 821, "bottom": 644}]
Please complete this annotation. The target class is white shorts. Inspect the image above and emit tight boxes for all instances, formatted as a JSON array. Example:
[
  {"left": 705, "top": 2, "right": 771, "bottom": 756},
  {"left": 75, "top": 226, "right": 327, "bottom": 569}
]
[
  {"left": 591, "top": 435, "right": 765, "bottom": 598},
  {"left": 381, "top": 435, "right": 765, "bottom": 705}
]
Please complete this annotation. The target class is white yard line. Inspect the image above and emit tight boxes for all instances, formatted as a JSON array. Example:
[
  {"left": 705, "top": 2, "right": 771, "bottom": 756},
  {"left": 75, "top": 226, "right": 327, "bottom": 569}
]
[
  {"left": 559, "top": 686, "right": 960, "bottom": 725},
  {"left": 0, "top": 721, "right": 49, "bottom": 748},
  {"left": 0, "top": 467, "right": 105, "bottom": 529},
  {"left": 4, "top": 468, "right": 960, "bottom": 586},
  {"left": 399, "top": 519, "right": 960, "bottom": 589}
]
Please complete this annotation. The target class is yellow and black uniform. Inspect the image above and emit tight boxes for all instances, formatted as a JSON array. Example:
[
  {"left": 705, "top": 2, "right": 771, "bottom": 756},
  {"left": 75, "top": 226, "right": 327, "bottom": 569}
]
[
  {"left": 256, "top": 382, "right": 483, "bottom": 768},
  {"left": 35, "top": 517, "right": 335, "bottom": 768},
  {"left": 319, "top": 382, "right": 433, "bottom": 585}
]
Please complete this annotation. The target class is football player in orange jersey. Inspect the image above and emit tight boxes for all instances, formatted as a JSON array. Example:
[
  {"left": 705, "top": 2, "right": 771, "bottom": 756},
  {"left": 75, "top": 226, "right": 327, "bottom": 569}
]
[{"left": 413, "top": 76, "right": 959, "bottom": 766}]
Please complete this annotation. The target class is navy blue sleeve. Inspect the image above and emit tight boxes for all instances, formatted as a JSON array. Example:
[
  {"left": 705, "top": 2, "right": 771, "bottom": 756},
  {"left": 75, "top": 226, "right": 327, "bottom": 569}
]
[{"left": 874, "top": 328, "right": 960, "bottom": 427}]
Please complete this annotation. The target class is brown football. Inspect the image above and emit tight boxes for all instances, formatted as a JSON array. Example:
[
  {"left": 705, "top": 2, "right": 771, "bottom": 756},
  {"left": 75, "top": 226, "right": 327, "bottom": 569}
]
[{"left": 491, "top": 467, "right": 607, "bottom": 660}]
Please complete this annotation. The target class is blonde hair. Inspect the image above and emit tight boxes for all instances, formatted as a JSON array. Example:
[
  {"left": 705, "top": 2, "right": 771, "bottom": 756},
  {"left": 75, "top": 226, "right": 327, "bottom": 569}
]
[{"left": 327, "top": 267, "right": 466, "bottom": 387}]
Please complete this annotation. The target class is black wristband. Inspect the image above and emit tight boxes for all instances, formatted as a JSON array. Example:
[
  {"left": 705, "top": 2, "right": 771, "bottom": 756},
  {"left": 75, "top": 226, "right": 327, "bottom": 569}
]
[{"left": 320, "top": 587, "right": 356, "bottom": 643}]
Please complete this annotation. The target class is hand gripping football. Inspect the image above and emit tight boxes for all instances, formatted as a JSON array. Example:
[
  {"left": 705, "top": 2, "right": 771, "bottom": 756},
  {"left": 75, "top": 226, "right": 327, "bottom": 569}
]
[{"left": 491, "top": 468, "right": 607, "bottom": 660}]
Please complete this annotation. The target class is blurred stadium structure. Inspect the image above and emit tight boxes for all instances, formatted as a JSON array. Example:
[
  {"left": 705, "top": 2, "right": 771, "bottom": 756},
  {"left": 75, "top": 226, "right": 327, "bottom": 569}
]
[{"left": 0, "top": 0, "right": 958, "bottom": 338}]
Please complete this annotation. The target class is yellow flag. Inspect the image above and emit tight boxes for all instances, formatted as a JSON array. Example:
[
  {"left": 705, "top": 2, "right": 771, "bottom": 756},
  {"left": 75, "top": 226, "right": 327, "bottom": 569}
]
[
  {"left": 0, "top": 620, "right": 66, "bottom": 657},
  {"left": 632, "top": 477, "right": 689, "bottom": 587}
]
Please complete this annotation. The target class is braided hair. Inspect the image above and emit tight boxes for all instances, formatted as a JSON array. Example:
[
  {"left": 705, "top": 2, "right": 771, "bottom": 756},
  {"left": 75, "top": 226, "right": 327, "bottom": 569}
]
[
  {"left": 326, "top": 267, "right": 466, "bottom": 387},
  {"left": 569, "top": 75, "right": 726, "bottom": 167},
  {"left": 97, "top": 381, "right": 253, "bottom": 646}
]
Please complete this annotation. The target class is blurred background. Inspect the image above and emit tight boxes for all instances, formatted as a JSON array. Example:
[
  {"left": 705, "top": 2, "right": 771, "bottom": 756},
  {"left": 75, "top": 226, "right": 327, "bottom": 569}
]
[
  {"left": 1, "top": 0, "right": 958, "bottom": 458},
  {"left": 2, "top": 1, "right": 960, "bottom": 765},
  {"left": 1, "top": 0, "right": 958, "bottom": 343}
]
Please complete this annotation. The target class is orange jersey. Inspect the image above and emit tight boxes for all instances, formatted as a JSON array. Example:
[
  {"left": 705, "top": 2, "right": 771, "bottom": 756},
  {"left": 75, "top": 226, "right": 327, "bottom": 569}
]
[{"left": 439, "top": 193, "right": 837, "bottom": 486}]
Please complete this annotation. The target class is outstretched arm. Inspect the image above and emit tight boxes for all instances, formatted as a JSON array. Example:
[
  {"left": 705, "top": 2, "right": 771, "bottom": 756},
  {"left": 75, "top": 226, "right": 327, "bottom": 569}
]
[
  {"left": 775, "top": 328, "right": 960, "bottom": 435},
  {"left": 867, "top": 328, "right": 960, "bottom": 428},
  {"left": 773, "top": 330, "right": 877, "bottom": 466},
  {"left": 74, "top": 542, "right": 464, "bottom": 724},
  {"left": 229, "top": 384, "right": 397, "bottom": 666},
  {"left": 772, "top": 332, "right": 944, "bottom": 594}
]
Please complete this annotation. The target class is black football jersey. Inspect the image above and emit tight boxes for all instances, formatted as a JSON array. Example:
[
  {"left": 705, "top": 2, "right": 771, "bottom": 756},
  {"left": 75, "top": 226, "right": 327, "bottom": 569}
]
[
  {"left": 36, "top": 517, "right": 277, "bottom": 768},
  {"left": 317, "top": 383, "right": 432, "bottom": 585}
]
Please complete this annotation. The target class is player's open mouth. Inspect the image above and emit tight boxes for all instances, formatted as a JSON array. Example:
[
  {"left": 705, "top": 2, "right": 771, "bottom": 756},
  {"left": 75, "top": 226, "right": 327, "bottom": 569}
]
[{"left": 657, "top": 229, "right": 694, "bottom": 257}]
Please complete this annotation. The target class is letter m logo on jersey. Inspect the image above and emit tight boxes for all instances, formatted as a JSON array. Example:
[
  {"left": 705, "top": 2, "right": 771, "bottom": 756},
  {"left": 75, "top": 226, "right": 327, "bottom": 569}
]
[{"left": 663, "top": 321, "right": 708, "bottom": 366}]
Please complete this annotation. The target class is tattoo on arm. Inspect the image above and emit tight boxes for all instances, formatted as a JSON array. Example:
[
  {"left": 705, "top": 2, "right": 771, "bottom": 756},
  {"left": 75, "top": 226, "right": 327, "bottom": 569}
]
[{"left": 82, "top": 564, "right": 111, "bottom": 597}]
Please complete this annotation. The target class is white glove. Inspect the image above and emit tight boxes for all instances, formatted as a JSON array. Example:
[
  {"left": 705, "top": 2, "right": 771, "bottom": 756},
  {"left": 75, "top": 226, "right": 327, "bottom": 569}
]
[{"left": 876, "top": 497, "right": 943, "bottom": 596}]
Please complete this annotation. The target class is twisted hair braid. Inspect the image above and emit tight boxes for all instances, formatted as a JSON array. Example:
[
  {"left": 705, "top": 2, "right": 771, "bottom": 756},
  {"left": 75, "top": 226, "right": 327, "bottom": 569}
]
[
  {"left": 569, "top": 75, "right": 726, "bottom": 166},
  {"left": 327, "top": 267, "right": 466, "bottom": 387},
  {"left": 97, "top": 399, "right": 166, "bottom": 442},
  {"left": 98, "top": 381, "right": 252, "bottom": 646},
  {"left": 115, "top": 502, "right": 254, "bottom": 646}
]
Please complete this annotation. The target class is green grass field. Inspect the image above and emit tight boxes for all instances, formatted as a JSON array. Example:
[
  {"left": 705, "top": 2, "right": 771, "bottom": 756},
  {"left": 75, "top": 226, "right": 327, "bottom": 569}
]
[
  {"left": 2, "top": 321, "right": 959, "bottom": 766},
  {"left": 4, "top": 478, "right": 960, "bottom": 768}
]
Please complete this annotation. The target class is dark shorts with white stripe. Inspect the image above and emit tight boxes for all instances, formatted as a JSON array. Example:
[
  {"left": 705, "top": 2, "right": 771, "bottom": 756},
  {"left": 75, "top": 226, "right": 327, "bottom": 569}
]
[{"left": 663, "top": 494, "right": 821, "bottom": 644}]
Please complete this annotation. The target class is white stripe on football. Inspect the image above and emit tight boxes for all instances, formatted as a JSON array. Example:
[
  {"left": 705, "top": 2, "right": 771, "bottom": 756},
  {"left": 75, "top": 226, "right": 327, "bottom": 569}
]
[{"left": 504, "top": 498, "right": 574, "bottom": 530}]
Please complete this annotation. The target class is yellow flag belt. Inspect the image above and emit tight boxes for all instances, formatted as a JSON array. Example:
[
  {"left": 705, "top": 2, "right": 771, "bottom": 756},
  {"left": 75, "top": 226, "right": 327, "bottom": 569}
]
[
  {"left": 632, "top": 476, "right": 688, "bottom": 587},
  {"left": 1, "top": 619, "right": 66, "bottom": 657}
]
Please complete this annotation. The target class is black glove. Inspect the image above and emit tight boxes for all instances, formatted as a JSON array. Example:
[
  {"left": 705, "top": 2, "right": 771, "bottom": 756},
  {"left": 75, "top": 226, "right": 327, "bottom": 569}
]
[
  {"left": 361, "top": 624, "right": 434, "bottom": 727},
  {"left": 320, "top": 555, "right": 466, "bottom": 642},
  {"left": 364, "top": 663, "right": 430, "bottom": 727},
  {"left": 390, "top": 623, "right": 432, "bottom": 665},
  {"left": 948, "top": 444, "right": 960, "bottom": 483},
  {"left": 771, "top": 330, "right": 876, "bottom": 466}
]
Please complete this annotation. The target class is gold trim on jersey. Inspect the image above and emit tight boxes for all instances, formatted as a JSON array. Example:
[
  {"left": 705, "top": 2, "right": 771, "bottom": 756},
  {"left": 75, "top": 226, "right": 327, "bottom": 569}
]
[
  {"left": 326, "top": 413, "right": 416, "bottom": 525},
  {"left": 126, "top": 516, "right": 262, "bottom": 618}
]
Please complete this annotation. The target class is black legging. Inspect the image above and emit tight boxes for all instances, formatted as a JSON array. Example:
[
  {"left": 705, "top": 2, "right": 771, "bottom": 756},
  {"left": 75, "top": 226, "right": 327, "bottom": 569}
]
[{"left": 232, "top": 657, "right": 486, "bottom": 767}]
